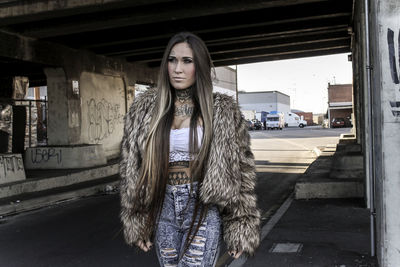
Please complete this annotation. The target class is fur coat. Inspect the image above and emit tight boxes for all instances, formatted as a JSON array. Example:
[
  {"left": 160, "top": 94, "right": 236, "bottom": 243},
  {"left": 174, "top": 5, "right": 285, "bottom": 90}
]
[{"left": 119, "top": 89, "right": 260, "bottom": 255}]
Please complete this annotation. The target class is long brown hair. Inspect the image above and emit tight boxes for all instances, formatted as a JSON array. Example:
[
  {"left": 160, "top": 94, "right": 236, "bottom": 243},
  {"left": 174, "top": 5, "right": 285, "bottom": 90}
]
[{"left": 134, "top": 32, "right": 215, "bottom": 250}]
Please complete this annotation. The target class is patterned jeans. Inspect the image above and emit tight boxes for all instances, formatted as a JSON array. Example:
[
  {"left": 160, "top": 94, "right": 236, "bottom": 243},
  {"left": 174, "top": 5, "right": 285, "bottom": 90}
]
[{"left": 155, "top": 183, "right": 222, "bottom": 267}]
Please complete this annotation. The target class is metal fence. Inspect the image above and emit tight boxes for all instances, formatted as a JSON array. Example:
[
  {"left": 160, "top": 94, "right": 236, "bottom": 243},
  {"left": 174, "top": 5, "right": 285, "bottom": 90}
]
[{"left": 0, "top": 98, "right": 48, "bottom": 153}]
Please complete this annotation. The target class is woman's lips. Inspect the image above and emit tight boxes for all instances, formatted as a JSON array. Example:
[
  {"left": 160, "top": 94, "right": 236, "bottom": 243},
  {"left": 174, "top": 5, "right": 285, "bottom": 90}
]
[{"left": 173, "top": 77, "right": 185, "bottom": 81}]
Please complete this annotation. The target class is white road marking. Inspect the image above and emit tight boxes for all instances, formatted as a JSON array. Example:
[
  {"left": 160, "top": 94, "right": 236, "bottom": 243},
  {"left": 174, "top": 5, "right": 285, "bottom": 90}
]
[{"left": 228, "top": 195, "right": 294, "bottom": 267}]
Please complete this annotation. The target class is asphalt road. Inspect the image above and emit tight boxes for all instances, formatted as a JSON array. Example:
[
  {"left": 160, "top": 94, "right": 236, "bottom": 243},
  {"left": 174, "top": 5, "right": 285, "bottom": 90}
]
[{"left": 0, "top": 127, "right": 351, "bottom": 267}]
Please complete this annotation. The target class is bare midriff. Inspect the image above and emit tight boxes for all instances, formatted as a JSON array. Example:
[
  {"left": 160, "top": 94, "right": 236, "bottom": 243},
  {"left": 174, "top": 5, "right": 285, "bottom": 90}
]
[{"left": 168, "top": 161, "right": 192, "bottom": 185}]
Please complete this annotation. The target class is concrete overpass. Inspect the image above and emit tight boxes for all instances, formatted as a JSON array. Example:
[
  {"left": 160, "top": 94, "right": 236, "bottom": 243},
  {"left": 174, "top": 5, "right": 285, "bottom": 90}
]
[{"left": 0, "top": 1, "right": 399, "bottom": 266}]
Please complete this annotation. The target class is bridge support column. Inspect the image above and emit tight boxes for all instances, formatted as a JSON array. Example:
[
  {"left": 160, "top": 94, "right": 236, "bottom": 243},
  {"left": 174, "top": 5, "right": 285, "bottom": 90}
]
[{"left": 355, "top": 0, "right": 400, "bottom": 265}]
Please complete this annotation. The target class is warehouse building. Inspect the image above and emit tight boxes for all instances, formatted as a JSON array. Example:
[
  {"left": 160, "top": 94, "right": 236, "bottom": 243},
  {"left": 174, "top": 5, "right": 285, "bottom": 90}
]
[{"left": 238, "top": 91, "right": 290, "bottom": 115}]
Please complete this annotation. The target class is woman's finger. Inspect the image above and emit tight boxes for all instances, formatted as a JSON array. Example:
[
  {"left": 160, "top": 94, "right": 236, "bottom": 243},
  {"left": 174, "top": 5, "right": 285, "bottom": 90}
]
[
  {"left": 235, "top": 251, "right": 243, "bottom": 259},
  {"left": 229, "top": 250, "right": 243, "bottom": 259},
  {"left": 145, "top": 241, "right": 153, "bottom": 250},
  {"left": 136, "top": 240, "right": 148, "bottom": 252}
]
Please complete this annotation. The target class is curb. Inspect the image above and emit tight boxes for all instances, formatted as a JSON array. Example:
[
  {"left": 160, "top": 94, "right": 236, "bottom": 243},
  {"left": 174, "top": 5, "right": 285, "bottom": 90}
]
[
  {"left": 0, "top": 163, "right": 119, "bottom": 199},
  {"left": 0, "top": 181, "right": 119, "bottom": 217},
  {"left": 312, "top": 147, "right": 323, "bottom": 157}
]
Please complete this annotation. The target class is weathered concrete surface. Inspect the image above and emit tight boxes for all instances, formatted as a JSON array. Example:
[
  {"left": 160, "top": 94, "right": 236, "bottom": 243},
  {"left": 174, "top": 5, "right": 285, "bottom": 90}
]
[
  {"left": 80, "top": 72, "right": 125, "bottom": 158},
  {"left": 295, "top": 144, "right": 364, "bottom": 199},
  {"left": 0, "top": 154, "right": 25, "bottom": 184},
  {"left": 44, "top": 68, "right": 69, "bottom": 145},
  {"left": 296, "top": 178, "right": 364, "bottom": 199},
  {"left": 24, "top": 145, "right": 107, "bottom": 169},
  {"left": 0, "top": 179, "right": 119, "bottom": 217},
  {"left": 362, "top": 1, "right": 400, "bottom": 265},
  {"left": 330, "top": 154, "right": 364, "bottom": 179},
  {"left": 0, "top": 162, "right": 118, "bottom": 199}
]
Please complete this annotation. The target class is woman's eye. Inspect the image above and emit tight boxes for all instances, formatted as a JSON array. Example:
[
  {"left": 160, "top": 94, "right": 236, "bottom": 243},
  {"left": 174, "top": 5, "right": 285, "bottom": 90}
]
[
  {"left": 184, "top": 59, "right": 193, "bottom": 64},
  {"left": 168, "top": 57, "right": 177, "bottom": 63}
]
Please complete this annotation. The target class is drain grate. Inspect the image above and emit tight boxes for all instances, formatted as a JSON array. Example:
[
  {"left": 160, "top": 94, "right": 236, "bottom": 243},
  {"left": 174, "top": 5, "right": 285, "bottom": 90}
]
[{"left": 269, "top": 243, "right": 303, "bottom": 253}]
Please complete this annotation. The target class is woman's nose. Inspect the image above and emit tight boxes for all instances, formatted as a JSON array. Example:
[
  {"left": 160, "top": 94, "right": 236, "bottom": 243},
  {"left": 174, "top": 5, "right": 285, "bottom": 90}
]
[{"left": 174, "top": 61, "right": 183, "bottom": 73}]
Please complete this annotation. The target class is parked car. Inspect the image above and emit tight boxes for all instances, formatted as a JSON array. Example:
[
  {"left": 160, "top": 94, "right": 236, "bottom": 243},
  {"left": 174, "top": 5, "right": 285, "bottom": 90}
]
[
  {"left": 331, "top": 117, "right": 345, "bottom": 128},
  {"left": 247, "top": 120, "right": 254, "bottom": 130},
  {"left": 252, "top": 119, "right": 263, "bottom": 130}
]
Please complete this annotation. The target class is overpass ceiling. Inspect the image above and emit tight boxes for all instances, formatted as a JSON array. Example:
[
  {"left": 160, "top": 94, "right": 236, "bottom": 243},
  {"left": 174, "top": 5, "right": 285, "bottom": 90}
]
[{"left": 0, "top": 0, "right": 353, "bottom": 67}]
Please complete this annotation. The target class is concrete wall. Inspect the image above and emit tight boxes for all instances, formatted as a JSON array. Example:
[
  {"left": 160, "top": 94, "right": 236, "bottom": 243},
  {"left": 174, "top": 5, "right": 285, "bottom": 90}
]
[
  {"left": 80, "top": 72, "right": 125, "bottom": 158},
  {"left": 0, "top": 154, "right": 25, "bottom": 184},
  {"left": 44, "top": 68, "right": 69, "bottom": 145},
  {"left": 0, "top": 30, "right": 159, "bottom": 161},
  {"left": 24, "top": 145, "right": 106, "bottom": 169},
  {"left": 365, "top": 0, "right": 400, "bottom": 266}
]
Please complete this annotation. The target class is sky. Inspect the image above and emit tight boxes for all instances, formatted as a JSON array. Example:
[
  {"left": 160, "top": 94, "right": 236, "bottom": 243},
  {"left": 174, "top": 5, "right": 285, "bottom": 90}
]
[{"left": 236, "top": 53, "right": 353, "bottom": 114}]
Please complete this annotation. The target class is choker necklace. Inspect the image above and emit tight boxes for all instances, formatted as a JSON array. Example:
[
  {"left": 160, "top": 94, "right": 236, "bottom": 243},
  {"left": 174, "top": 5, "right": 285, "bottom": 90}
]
[{"left": 176, "top": 87, "right": 192, "bottom": 103}]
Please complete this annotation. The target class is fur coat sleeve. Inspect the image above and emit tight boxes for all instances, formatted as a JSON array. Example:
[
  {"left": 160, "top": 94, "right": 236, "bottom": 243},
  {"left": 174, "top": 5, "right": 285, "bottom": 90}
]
[
  {"left": 207, "top": 93, "right": 261, "bottom": 256},
  {"left": 119, "top": 90, "right": 156, "bottom": 246}
]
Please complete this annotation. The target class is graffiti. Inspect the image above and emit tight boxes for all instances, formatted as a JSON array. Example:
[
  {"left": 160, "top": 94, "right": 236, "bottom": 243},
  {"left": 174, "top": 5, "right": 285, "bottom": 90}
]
[
  {"left": 0, "top": 155, "right": 24, "bottom": 179},
  {"left": 87, "top": 98, "right": 123, "bottom": 143},
  {"left": 387, "top": 28, "right": 400, "bottom": 117},
  {"left": 30, "top": 148, "right": 62, "bottom": 164}
]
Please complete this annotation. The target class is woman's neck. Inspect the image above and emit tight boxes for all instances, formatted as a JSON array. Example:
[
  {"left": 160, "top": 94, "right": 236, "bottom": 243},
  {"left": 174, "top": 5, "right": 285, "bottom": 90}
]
[{"left": 176, "top": 87, "right": 192, "bottom": 104}]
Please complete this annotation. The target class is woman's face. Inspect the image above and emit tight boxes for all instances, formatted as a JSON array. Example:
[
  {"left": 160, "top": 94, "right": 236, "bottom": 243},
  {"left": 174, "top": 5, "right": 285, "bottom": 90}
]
[{"left": 168, "top": 42, "right": 196, "bottom": 90}]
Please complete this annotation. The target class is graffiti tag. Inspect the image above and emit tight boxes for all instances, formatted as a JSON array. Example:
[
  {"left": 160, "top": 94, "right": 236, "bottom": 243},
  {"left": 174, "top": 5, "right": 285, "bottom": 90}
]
[
  {"left": 87, "top": 98, "right": 123, "bottom": 143},
  {"left": 387, "top": 28, "right": 400, "bottom": 117},
  {"left": 0, "top": 155, "right": 24, "bottom": 179},
  {"left": 30, "top": 148, "right": 62, "bottom": 164}
]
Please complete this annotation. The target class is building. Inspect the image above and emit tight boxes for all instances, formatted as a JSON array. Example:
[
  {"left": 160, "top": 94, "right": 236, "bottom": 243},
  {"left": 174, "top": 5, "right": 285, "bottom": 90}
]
[
  {"left": 293, "top": 111, "right": 313, "bottom": 126},
  {"left": 312, "top": 113, "right": 325, "bottom": 125},
  {"left": 327, "top": 83, "right": 353, "bottom": 127},
  {"left": 213, "top": 66, "right": 237, "bottom": 98},
  {"left": 238, "top": 91, "right": 290, "bottom": 115}
]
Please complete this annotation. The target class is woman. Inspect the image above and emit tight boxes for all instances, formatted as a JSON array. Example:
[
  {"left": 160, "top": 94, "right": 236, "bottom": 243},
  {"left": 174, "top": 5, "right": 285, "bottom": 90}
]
[{"left": 120, "top": 32, "right": 260, "bottom": 267}]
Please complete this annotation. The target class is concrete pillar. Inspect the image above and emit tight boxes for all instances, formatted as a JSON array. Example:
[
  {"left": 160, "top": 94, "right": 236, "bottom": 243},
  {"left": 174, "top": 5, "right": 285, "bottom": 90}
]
[
  {"left": 366, "top": 0, "right": 400, "bottom": 265},
  {"left": 327, "top": 107, "right": 331, "bottom": 128},
  {"left": 43, "top": 68, "right": 69, "bottom": 145},
  {"left": 353, "top": 0, "right": 371, "bottom": 208}
]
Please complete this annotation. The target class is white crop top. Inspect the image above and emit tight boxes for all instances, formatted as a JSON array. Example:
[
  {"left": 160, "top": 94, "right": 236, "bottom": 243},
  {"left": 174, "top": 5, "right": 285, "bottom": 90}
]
[{"left": 169, "top": 126, "right": 203, "bottom": 162}]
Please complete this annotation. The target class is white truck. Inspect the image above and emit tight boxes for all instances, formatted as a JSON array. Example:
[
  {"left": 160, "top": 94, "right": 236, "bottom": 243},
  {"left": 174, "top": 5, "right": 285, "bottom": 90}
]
[
  {"left": 285, "top": 112, "right": 307, "bottom": 128},
  {"left": 266, "top": 112, "right": 285, "bottom": 130}
]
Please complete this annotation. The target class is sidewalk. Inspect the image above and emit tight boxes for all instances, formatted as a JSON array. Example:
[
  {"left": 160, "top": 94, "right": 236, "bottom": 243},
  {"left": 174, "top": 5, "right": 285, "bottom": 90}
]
[
  {"left": 243, "top": 197, "right": 377, "bottom": 267},
  {"left": 229, "top": 144, "right": 378, "bottom": 267}
]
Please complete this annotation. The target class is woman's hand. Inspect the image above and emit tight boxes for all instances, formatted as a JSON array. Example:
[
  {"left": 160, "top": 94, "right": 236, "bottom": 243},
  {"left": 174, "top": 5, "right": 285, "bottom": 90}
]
[
  {"left": 229, "top": 250, "right": 243, "bottom": 259},
  {"left": 136, "top": 240, "right": 153, "bottom": 252}
]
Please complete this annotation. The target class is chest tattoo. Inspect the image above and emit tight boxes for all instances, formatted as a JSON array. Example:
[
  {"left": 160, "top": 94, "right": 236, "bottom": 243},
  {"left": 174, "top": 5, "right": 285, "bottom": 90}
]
[{"left": 174, "top": 104, "right": 194, "bottom": 117}]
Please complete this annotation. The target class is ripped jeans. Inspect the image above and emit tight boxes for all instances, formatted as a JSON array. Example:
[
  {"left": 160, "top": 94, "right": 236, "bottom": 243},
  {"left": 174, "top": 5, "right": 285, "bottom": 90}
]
[{"left": 155, "top": 183, "right": 222, "bottom": 267}]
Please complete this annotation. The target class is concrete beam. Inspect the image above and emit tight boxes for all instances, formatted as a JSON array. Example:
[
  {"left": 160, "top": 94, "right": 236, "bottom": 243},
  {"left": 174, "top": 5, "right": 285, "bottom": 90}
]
[
  {"left": 124, "top": 33, "right": 350, "bottom": 62},
  {"left": 0, "top": 29, "right": 157, "bottom": 86},
  {"left": 210, "top": 47, "right": 350, "bottom": 67},
  {"left": 0, "top": 0, "right": 172, "bottom": 24},
  {"left": 15, "top": 0, "right": 347, "bottom": 38},
  {"left": 142, "top": 39, "right": 350, "bottom": 66},
  {"left": 101, "top": 27, "right": 348, "bottom": 57},
  {"left": 76, "top": 16, "right": 349, "bottom": 52}
]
